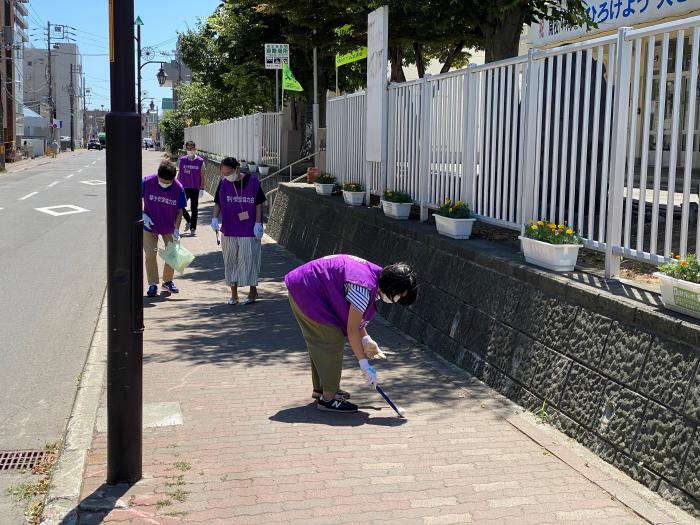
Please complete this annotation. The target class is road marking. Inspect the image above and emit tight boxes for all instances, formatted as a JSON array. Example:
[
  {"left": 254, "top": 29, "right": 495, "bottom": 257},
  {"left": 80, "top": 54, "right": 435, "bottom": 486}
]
[
  {"left": 84, "top": 165, "right": 90, "bottom": 168},
  {"left": 91, "top": 161, "right": 97, "bottom": 165},
  {"left": 35, "top": 205, "right": 90, "bottom": 217},
  {"left": 80, "top": 180, "right": 105, "bottom": 186},
  {"left": 66, "top": 174, "right": 74, "bottom": 178},
  {"left": 48, "top": 181, "right": 61, "bottom": 188},
  {"left": 77, "top": 168, "right": 83, "bottom": 173},
  {"left": 19, "top": 192, "right": 38, "bottom": 200}
]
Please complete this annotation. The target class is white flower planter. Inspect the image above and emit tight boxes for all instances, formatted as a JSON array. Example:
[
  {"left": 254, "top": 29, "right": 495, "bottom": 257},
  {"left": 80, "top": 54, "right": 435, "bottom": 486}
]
[
  {"left": 314, "top": 183, "right": 335, "bottom": 196},
  {"left": 435, "top": 215, "right": 476, "bottom": 240},
  {"left": 381, "top": 200, "right": 412, "bottom": 220},
  {"left": 259, "top": 166, "right": 270, "bottom": 176},
  {"left": 655, "top": 272, "right": 700, "bottom": 319},
  {"left": 248, "top": 164, "right": 258, "bottom": 172},
  {"left": 519, "top": 236, "right": 581, "bottom": 272},
  {"left": 343, "top": 191, "right": 365, "bottom": 206}
]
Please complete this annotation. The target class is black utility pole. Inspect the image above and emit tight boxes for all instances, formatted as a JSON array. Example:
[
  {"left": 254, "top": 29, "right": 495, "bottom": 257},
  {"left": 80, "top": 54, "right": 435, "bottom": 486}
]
[
  {"left": 47, "top": 21, "right": 55, "bottom": 145},
  {"left": 106, "top": 0, "right": 143, "bottom": 484},
  {"left": 69, "top": 65, "right": 75, "bottom": 151}
]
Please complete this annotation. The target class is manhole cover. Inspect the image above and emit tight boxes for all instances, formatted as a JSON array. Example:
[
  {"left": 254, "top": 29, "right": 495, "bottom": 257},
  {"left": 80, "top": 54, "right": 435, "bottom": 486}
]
[{"left": 0, "top": 450, "right": 51, "bottom": 471}]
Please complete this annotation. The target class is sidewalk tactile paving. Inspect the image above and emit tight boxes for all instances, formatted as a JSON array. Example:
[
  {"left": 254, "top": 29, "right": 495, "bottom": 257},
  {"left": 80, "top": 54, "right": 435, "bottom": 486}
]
[{"left": 77, "top": 208, "right": 662, "bottom": 523}]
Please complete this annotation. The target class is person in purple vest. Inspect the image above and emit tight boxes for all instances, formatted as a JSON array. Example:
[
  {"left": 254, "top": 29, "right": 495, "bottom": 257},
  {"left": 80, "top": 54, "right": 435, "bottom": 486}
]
[
  {"left": 211, "top": 157, "right": 266, "bottom": 305},
  {"left": 142, "top": 160, "right": 187, "bottom": 297},
  {"left": 285, "top": 255, "right": 417, "bottom": 413},
  {"left": 178, "top": 141, "right": 205, "bottom": 236}
]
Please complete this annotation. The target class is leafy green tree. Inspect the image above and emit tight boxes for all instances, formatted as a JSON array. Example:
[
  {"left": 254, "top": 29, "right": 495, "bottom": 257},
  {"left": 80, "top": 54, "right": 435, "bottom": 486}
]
[{"left": 159, "top": 110, "right": 187, "bottom": 154}]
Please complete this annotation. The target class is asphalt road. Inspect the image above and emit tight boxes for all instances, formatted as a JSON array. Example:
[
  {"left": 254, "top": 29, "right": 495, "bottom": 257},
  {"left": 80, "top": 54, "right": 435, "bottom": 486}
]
[{"left": 0, "top": 150, "right": 162, "bottom": 523}]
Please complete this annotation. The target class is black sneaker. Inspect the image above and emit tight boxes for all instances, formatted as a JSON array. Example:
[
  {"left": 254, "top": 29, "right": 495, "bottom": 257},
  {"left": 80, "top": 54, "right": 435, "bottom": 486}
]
[
  {"left": 316, "top": 396, "right": 358, "bottom": 413},
  {"left": 312, "top": 389, "right": 350, "bottom": 401}
]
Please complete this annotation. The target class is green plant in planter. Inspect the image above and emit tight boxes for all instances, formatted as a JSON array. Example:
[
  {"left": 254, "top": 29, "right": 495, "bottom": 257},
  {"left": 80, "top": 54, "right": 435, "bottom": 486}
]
[
  {"left": 524, "top": 220, "right": 582, "bottom": 245},
  {"left": 316, "top": 173, "right": 336, "bottom": 184},
  {"left": 436, "top": 198, "right": 471, "bottom": 219},
  {"left": 383, "top": 190, "right": 412, "bottom": 203},
  {"left": 659, "top": 254, "right": 700, "bottom": 283},
  {"left": 343, "top": 182, "right": 364, "bottom": 192}
]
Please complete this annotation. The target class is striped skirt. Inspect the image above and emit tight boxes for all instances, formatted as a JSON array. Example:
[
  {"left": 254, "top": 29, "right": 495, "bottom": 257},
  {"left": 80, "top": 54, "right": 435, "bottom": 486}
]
[{"left": 221, "top": 235, "right": 261, "bottom": 286}]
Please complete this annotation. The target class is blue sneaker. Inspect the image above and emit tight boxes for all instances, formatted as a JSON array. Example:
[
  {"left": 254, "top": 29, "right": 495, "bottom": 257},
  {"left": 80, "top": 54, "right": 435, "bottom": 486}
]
[
  {"left": 162, "top": 281, "right": 179, "bottom": 293},
  {"left": 146, "top": 284, "right": 158, "bottom": 297}
]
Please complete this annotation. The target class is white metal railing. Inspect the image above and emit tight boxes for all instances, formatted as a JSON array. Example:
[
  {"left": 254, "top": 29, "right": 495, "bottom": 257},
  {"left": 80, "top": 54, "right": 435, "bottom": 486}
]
[
  {"left": 184, "top": 112, "right": 281, "bottom": 167},
  {"left": 325, "top": 14, "right": 700, "bottom": 278}
]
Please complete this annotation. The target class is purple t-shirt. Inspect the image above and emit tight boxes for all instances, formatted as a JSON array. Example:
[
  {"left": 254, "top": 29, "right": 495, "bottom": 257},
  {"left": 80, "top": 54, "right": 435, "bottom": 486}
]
[
  {"left": 178, "top": 155, "right": 204, "bottom": 189},
  {"left": 285, "top": 254, "right": 382, "bottom": 335},
  {"left": 219, "top": 175, "right": 261, "bottom": 237},
  {"left": 142, "top": 175, "right": 186, "bottom": 235}
]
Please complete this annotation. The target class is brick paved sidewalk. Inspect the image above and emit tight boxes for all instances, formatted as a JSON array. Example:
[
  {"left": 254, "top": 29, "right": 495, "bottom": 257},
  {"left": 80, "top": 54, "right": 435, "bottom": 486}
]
[{"left": 75, "top": 200, "right": 686, "bottom": 524}]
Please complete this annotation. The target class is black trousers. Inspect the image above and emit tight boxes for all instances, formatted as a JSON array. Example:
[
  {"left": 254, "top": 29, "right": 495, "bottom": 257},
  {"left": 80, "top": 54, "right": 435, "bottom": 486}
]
[{"left": 182, "top": 188, "right": 200, "bottom": 229}]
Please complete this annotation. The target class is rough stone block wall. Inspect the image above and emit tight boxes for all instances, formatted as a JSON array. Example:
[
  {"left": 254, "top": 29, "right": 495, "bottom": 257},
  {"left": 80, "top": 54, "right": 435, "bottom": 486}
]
[{"left": 267, "top": 184, "right": 700, "bottom": 516}]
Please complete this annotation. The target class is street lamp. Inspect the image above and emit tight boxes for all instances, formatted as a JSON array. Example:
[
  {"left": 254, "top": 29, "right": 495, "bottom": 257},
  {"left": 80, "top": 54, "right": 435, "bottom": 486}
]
[
  {"left": 156, "top": 67, "right": 167, "bottom": 87},
  {"left": 149, "top": 100, "right": 155, "bottom": 112}
]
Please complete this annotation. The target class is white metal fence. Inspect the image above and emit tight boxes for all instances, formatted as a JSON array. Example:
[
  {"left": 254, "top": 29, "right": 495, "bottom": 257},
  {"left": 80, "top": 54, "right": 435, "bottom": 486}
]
[
  {"left": 326, "top": 15, "right": 700, "bottom": 277},
  {"left": 184, "top": 112, "right": 282, "bottom": 167}
]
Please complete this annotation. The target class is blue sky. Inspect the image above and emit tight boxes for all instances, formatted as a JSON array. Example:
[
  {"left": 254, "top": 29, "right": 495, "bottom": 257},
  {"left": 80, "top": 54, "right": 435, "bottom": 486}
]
[{"left": 26, "top": 0, "right": 222, "bottom": 111}]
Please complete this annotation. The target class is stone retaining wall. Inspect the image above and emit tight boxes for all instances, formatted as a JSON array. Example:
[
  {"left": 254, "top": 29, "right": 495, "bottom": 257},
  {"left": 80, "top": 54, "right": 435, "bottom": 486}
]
[{"left": 267, "top": 183, "right": 700, "bottom": 517}]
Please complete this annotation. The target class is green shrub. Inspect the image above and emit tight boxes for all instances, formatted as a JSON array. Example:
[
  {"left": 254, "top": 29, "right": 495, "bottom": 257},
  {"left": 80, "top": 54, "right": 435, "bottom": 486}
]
[
  {"left": 343, "top": 182, "right": 364, "bottom": 192},
  {"left": 316, "top": 173, "right": 336, "bottom": 184}
]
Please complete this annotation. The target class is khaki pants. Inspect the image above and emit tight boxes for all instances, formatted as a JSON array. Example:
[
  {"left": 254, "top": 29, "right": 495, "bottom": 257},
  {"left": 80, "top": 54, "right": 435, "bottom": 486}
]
[
  {"left": 143, "top": 231, "right": 174, "bottom": 284},
  {"left": 289, "top": 296, "right": 345, "bottom": 393}
]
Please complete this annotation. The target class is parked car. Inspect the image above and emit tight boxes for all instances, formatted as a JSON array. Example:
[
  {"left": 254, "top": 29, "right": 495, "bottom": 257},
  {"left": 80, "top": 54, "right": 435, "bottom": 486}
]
[
  {"left": 87, "top": 140, "right": 102, "bottom": 151},
  {"left": 143, "top": 138, "right": 154, "bottom": 149}
]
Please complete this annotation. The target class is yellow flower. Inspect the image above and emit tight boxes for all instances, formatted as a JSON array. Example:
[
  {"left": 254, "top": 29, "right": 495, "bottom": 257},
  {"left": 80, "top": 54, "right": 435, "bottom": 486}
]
[
  {"left": 456, "top": 200, "right": 462, "bottom": 206},
  {"left": 529, "top": 219, "right": 534, "bottom": 225},
  {"left": 448, "top": 207, "right": 453, "bottom": 214},
  {"left": 566, "top": 228, "right": 573, "bottom": 235},
  {"left": 537, "top": 220, "right": 544, "bottom": 226},
  {"left": 558, "top": 224, "right": 564, "bottom": 229},
  {"left": 681, "top": 260, "right": 688, "bottom": 267},
  {"left": 530, "top": 225, "right": 538, "bottom": 230}
]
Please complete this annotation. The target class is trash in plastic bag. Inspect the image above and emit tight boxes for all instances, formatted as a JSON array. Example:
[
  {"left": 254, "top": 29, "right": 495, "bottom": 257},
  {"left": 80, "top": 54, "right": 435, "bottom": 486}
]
[{"left": 158, "top": 240, "right": 195, "bottom": 274}]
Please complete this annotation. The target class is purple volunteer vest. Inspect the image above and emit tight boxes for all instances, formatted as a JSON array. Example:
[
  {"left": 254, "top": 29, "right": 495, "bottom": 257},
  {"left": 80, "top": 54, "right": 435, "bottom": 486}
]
[
  {"left": 178, "top": 155, "right": 204, "bottom": 189},
  {"left": 220, "top": 174, "right": 261, "bottom": 237},
  {"left": 285, "top": 254, "right": 382, "bottom": 335},
  {"left": 143, "top": 174, "right": 183, "bottom": 234}
]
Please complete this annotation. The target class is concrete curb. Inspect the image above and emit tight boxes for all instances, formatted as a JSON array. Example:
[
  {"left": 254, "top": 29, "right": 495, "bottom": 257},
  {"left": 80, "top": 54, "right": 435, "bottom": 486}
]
[{"left": 40, "top": 292, "right": 108, "bottom": 525}]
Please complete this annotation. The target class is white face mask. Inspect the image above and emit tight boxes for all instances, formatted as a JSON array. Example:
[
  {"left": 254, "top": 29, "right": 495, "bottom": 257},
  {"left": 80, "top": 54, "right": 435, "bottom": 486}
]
[
  {"left": 159, "top": 181, "right": 172, "bottom": 189},
  {"left": 224, "top": 174, "right": 236, "bottom": 182},
  {"left": 187, "top": 151, "right": 195, "bottom": 159},
  {"left": 379, "top": 291, "right": 401, "bottom": 304}
]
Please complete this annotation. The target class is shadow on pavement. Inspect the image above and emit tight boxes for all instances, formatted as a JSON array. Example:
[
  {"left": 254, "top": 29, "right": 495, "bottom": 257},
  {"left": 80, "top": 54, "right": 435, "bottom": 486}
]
[
  {"left": 63, "top": 483, "right": 130, "bottom": 525},
  {"left": 270, "top": 405, "right": 407, "bottom": 427}
]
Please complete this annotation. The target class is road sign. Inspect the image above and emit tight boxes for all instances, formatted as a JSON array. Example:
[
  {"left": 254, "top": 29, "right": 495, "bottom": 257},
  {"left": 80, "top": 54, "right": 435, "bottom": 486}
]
[
  {"left": 52, "top": 119, "right": 63, "bottom": 129},
  {"left": 265, "top": 43, "right": 289, "bottom": 70}
]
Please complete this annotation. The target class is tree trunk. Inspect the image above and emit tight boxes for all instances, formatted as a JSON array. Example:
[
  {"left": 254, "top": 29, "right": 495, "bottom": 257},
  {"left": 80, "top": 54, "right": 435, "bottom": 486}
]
[
  {"left": 413, "top": 42, "right": 426, "bottom": 78},
  {"left": 440, "top": 40, "right": 466, "bottom": 74},
  {"left": 482, "top": 5, "right": 526, "bottom": 63},
  {"left": 389, "top": 46, "right": 406, "bottom": 83}
]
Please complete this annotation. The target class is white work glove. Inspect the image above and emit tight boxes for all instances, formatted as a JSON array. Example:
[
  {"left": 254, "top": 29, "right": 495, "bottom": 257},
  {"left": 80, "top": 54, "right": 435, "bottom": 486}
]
[
  {"left": 199, "top": 189, "right": 204, "bottom": 198},
  {"left": 142, "top": 213, "right": 153, "bottom": 230},
  {"left": 211, "top": 217, "right": 220, "bottom": 232},
  {"left": 362, "top": 335, "right": 387, "bottom": 359},
  {"left": 173, "top": 228, "right": 181, "bottom": 241},
  {"left": 254, "top": 223, "right": 264, "bottom": 240},
  {"left": 359, "top": 359, "right": 378, "bottom": 387}
]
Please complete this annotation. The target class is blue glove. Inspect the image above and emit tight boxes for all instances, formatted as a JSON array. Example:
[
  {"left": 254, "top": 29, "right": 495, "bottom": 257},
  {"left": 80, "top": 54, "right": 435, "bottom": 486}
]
[
  {"left": 359, "top": 358, "right": 378, "bottom": 386},
  {"left": 173, "top": 228, "right": 181, "bottom": 241},
  {"left": 254, "top": 223, "right": 264, "bottom": 240},
  {"left": 211, "top": 217, "right": 220, "bottom": 232},
  {"left": 142, "top": 213, "right": 153, "bottom": 230}
]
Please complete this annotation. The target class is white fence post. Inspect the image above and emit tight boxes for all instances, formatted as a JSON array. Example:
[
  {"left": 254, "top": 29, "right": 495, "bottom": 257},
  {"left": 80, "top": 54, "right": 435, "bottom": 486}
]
[
  {"left": 519, "top": 50, "right": 541, "bottom": 228},
  {"left": 605, "top": 28, "right": 633, "bottom": 279},
  {"left": 462, "top": 65, "right": 478, "bottom": 211},
  {"left": 419, "top": 75, "right": 432, "bottom": 222}
]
